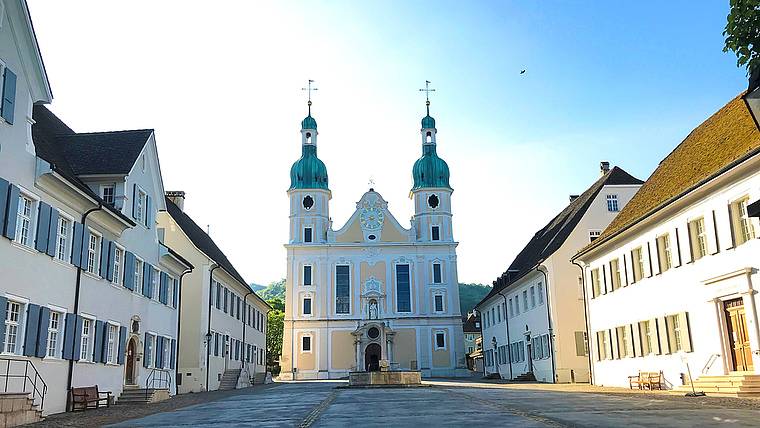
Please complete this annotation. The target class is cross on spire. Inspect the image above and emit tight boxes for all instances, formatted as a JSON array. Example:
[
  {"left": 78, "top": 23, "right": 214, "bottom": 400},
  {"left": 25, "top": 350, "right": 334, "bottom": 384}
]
[
  {"left": 419, "top": 80, "right": 435, "bottom": 114},
  {"left": 302, "top": 79, "right": 318, "bottom": 114},
  {"left": 368, "top": 176, "right": 375, "bottom": 189}
]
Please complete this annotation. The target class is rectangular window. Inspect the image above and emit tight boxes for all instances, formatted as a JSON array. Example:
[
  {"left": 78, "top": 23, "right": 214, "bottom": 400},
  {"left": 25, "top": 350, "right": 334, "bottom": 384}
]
[
  {"left": 102, "top": 185, "right": 115, "bottom": 205},
  {"left": 302, "top": 336, "right": 311, "bottom": 352},
  {"left": 113, "top": 247, "right": 123, "bottom": 285},
  {"left": 496, "top": 305, "right": 500, "bottom": 322},
  {"left": 47, "top": 312, "right": 61, "bottom": 358},
  {"left": 431, "top": 226, "right": 440, "bottom": 241},
  {"left": 530, "top": 286, "right": 536, "bottom": 308},
  {"left": 599, "top": 330, "right": 609, "bottom": 360},
  {"left": 304, "top": 297, "right": 312, "bottom": 315},
  {"left": 733, "top": 197, "right": 756, "bottom": 245},
  {"left": 4, "top": 301, "right": 21, "bottom": 354},
  {"left": 658, "top": 233, "right": 673, "bottom": 272},
  {"left": 508, "top": 299, "right": 513, "bottom": 318},
  {"left": 137, "top": 190, "right": 145, "bottom": 224},
  {"left": 669, "top": 315, "right": 683, "bottom": 352},
  {"left": 216, "top": 282, "right": 222, "bottom": 309},
  {"left": 611, "top": 258, "right": 621, "bottom": 291},
  {"left": 336, "top": 265, "right": 350, "bottom": 314},
  {"left": 166, "top": 275, "right": 174, "bottom": 306},
  {"left": 15, "top": 195, "right": 33, "bottom": 246},
  {"left": 432, "top": 263, "right": 442, "bottom": 283},
  {"left": 523, "top": 290, "right": 528, "bottom": 310},
  {"left": 107, "top": 325, "right": 117, "bottom": 363},
  {"left": 147, "top": 334, "right": 155, "bottom": 368},
  {"left": 304, "top": 226, "right": 313, "bottom": 243},
  {"left": 80, "top": 318, "right": 92, "bottom": 361},
  {"left": 606, "top": 194, "right": 619, "bottom": 212},
  {"left": 617, "top": 326, "right": 629, "bottom": 358},
  {"left": 542, "top": 334, "right": 550, "bottom": 358},
  {"left": 591, "top": 268, "right": 601, "bottom": 298},
  {"left": 538, "top": 282, "right": 544, "bottom": 305},
  {"left": 642, "top": 321, "right": 653, "bottom": 356},
  {"left": 691, "top": 217, "right": 708, "bottom": 260},
  {"left": 87, "top": 233, "right": 99, "bottom": 274},
  {"left": 134, "top": 259, "right": 143, "bottom": 294},
  {"left": 163, "top": 338, "right": 170, "bottom": 368},
  {"left": 434, "top": 295, "right": 443, "bottom": 312},
  {"left": 589, "top": 230, "right": 601, "bottom": 243},
  {"left": 152, "top": 268, "right": 159, "bottom": 300},
  {"left": 56, "top": 216, "right": 70, "bottom": 261},
  {"left": 514, "top": 296, "right": 520, "bottom": 315},
  {"left": 633, "top": 247, "right": 644, "bottom": 281},
  {"left": 436, "top": 332, "right": 445, "bottom": 349},
  {"left": 486, "top": 311, "right": 490, "bottom": 328},
  {"left": 304, "top": 265, "right": 312, "bottom": 286},
  {"left": 396, "top": 264, "right": 411, "bottom": 312}
]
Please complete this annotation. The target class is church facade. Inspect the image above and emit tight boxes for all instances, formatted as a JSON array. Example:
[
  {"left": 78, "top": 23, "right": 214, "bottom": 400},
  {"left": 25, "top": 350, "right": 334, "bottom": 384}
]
[{"left": 279, "top": 100, "right": 469, "bottom": 379}]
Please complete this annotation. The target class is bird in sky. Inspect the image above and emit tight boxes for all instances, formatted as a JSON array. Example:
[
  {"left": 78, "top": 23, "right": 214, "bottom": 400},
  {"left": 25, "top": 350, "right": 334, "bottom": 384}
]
[{"left": 520, "top": 70, "right": 526, "bottom": 74}]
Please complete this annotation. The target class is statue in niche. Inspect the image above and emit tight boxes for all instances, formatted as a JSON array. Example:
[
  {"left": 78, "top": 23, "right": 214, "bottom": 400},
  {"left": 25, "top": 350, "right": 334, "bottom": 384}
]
[{"left": 369, "top": 301, "right": 378, "bottom": 319}]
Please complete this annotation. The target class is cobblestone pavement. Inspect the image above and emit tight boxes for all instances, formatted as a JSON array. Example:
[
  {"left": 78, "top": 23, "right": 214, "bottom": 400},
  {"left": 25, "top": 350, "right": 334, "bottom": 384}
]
[{"left": 26, "top": 378, "right": 760, "bottom": 427}]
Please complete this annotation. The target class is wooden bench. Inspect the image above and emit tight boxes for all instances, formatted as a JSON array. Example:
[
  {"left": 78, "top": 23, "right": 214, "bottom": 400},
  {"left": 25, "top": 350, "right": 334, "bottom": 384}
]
[
  {"left": 628, "top": 371, "right": 663, "bottom": 390},
  {"left": 70, "top": 386, "right": 112, "bottom": 411}
]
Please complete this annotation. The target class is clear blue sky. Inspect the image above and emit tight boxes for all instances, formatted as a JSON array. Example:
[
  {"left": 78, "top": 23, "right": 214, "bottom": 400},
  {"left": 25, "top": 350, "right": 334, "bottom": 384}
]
[{"left": 27, "top": 0, "right": 747, "bottom": 286}]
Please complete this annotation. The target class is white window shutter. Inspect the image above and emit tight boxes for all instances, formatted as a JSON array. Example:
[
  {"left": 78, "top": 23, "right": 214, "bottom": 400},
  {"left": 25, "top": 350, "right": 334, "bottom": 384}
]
[
  {"left": 671, "top": 228, "right": 682, "bottom": 267},
  {"left": 657, "top": 316, "right": 671, "bottom": 355},
  {"left": 642, "top": 242, "right": 652, "bottom": 278},
  {"left": 705, "top": 210, "right": 720, "bottom": 255},
  {"left": 680, "top": 312, "right": 693, "bottom": 353}
]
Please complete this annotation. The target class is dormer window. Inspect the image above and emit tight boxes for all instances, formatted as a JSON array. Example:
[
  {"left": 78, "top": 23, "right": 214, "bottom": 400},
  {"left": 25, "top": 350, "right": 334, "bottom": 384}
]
[{"left": 101, "top": 185, "right": 115, "bottom": 205}]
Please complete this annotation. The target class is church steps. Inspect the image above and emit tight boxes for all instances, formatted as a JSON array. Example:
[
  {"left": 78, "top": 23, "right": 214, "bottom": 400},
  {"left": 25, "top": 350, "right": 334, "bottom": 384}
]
[{"left": 677, "top": 373, "right": 760, "bottom": 397}]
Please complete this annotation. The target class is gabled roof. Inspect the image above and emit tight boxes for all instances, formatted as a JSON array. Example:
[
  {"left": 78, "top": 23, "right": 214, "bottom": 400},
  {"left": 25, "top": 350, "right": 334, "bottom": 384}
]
[
  {"left": 576, "top": 92, "right": 760, "bottom": 257},
  {"left": 164, "top": 197, "right": 271, "bottom": 310},
  {"left": 477, "top": 166, "right": 643, "bottom": 307},
  {"left": 55, "top": 129, "right": 153, "bottom": 175},
  {"left": 462, "top": 313, "right": 481, "bottom": 334}
]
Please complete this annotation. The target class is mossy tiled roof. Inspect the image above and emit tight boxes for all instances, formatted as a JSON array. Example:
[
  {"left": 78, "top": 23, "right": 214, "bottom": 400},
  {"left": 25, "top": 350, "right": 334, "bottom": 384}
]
[{"left": 587, "top": 92, "right": 760, "bottom": 249}]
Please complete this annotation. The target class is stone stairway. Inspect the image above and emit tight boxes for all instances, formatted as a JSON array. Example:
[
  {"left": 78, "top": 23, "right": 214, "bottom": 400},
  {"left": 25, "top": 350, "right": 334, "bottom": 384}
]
[
  {"left": 0, "top": 392, "right": 43, "bottom": 427},
  {"left": 513, "top": 372, "right": 537, "bottom": 382},
  {"left": 116, "top": 387, "right": 170, "bottom": 405},
  {"left": 677, "top": 372, "right": 760, "bottom": 397},
  {"left": 219, "top": 369, "right": 241, "bottom": 390}
]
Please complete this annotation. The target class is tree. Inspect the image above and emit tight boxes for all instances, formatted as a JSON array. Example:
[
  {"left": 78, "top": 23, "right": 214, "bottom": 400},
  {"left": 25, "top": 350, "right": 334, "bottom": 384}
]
[
  {"left": 257, "top": 278, "right": 286, "bottom": 300},
  {"left": 458, "top": 283, "right": 492, "bottom": 316},
  {"left": 266, "top": 309, "right": 284, "bottom": 371},
  {"left": 724, "top": 0, "right": 760, "bottom": 73},
  {"left": 266, "top": 297, "right": 285, "bottom": 312}
]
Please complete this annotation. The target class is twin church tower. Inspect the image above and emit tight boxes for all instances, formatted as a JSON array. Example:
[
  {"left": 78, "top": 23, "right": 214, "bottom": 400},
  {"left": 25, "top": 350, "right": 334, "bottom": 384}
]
[{"left": 280, "top": 87, "right": 468, "bottom": 379}]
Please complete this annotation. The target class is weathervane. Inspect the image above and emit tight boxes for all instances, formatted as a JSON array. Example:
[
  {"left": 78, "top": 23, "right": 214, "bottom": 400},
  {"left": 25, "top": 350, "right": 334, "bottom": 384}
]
[
  {"left": 302, "top": 79, "right": 318, "bottom": 114},
  {"left": 368, "top": 176, "right": 375, "bottom": 188},
  {"left": 419, "top": 80, "right": 435, "bottom": 114}
]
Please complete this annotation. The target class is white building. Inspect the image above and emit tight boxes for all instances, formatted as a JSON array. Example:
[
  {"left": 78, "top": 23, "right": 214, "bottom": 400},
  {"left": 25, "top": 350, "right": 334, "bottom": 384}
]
[
  {"left": 477, "top": 164, "right": 642, "bottom": 383},
  {"left": 573, "top": 91, "right": 760, "bottom": 391},
  {"left": 0, "top": 0, "right": 191, "bottom": 414},
  {"left": 279, "top": 100, "right": 469, "bottom": 379},
  {"left": 159, "top": 192, "right": 270, "bottom": 393}
]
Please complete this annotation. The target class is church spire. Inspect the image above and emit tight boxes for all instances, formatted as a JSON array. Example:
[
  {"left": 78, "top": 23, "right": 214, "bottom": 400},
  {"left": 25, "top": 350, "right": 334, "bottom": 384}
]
[
  {"left": 289, "top": 80, "right": 328, "bottom": 191},
  {"left": 412, "top": 80, "right": 450, "bottom": 190}
]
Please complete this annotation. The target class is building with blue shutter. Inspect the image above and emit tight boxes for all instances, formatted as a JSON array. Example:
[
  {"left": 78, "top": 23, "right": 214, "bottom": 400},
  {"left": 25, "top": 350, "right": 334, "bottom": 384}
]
[
  {"left": 159, "top": 192, "right": 271, "bottom": 393},
  {"left": 280, "top": 98, "right": 469, "bottom": 379},
  {"left": 0, "top": 0, "right": 191, "bottom": 415}
]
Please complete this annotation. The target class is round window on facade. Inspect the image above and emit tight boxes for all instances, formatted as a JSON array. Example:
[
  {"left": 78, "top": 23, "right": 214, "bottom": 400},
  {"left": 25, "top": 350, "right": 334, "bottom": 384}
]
[
  {"left": 368, "top": 327, "right": 380, "bottom": 339},
  {"left": 303, "top": 195, "right": 314, "bottom": 210},
  {"left": 428, "top": 194, "right": 439, "bottom": 209},
  {"left": 368, "top": 234, "right": 376, "bottom": 240}
]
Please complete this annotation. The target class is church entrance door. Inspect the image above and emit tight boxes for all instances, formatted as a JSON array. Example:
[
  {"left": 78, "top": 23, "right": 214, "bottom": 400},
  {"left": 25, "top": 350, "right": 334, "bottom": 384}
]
[
  {"left": 365, "top": 343, "right": 381, "bottom": 372},
  {"left": 125, "top": 338, "right": 136, "bottom": 385},
  {"left": 725, "top": 298, "right": 753, "bottom": 372}
]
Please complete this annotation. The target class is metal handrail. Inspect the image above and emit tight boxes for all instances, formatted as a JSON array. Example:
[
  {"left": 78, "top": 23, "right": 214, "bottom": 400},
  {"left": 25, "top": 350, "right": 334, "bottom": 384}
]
[
  {"left": 145, "top": 368, "right": 172, "bottom": 401},
  {"left": 0, "top": 357, "right": 48, "bottom": 410},
  {"left": 702, "top": 353, "right": 721, "bottom": 374}
]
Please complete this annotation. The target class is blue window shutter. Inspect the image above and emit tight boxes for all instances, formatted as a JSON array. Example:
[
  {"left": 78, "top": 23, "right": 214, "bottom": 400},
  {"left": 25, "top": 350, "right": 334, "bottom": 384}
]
[
  {"left": 0, "top": 178, "right": 9, "bottom": 234},
  {"left": 23, "top": 304, "right": 41, "bottom": 357},
  {"left": 100, "top": 322, "right": 110, "bottom": 363},
  {"left": 159, "top": 272, "right": 167, "bottom": 304},
  {"left": 170, "top": 339, "right": 175, "bottom": 369},
  {"left": 80, "top": 226, "right": 90, "bottom": 269},
  {"left": 216, "top": 283, "right": 221, "bottom": 308},
  {"left": 62, "top": 313, "right": 76, "bottom": 360},
  {"left": 107, "top": 242, "right": 116, "bottom": 281},
  {"left": 132, "top": 184, "right": 138, "bottom": 219},
  {"left": 143, "top": 332, "right": 150, "bottom": 368},
  {"left": 35, "top": 202, "right": 52, "bottom": 253},
  {"left": 35, "top": 307, "right": 50, "bottom": 358},
  {"left": 72, "top": 316, "right": 83, "bottom": 361},
  {"left": 0, "top": 296, "right": 7, "bottom": 347},
  {"left": 118, "top": 326, "right": 127, "bottom": 365},
  {"left": 1, "top": 68, "right": 17, "bottom": 124},
  {"left": 143, "top": 263, "right": 152, "bottom": 297},
  {"left": 99, "top": 238, "right": 111, "bottom": 279},
  {"left": 93, "top": 320, "right": 104, "bottom": 363},
  {"left": 145, "top": 195, "right": 152, "bottom": 228},
  {"left": 173, "top": 278, "right": 178, "bottom": 308},
  {"left": 124, "top": 251, "right": 135, "bottom": 290},
  {"left": 3, "top": 185, "right": 19, "bottom": 240},
  {"left": 45, "top": 208, "right": 59, "bottom": 257},
  {"left": 156, "top": 336, "right": 163, "bottom": 368},
  {"left": 162, "top": 273, "right": 168, "bottom": 304},
  {"left": 71, "top": 222, "right": 84, "bottom": 267}
]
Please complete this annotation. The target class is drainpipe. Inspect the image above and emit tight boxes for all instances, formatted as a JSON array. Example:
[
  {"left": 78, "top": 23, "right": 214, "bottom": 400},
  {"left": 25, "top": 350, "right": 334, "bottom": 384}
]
[
  {"left": 572, "top": 259, "right": 593, "bottom": 385},
  {"left": 66, "top": 204, "right": 103, "bottom": 394},
  {"left": 242, "top": 291, "right": 254, "bottom": 369},
  {"left": 536, "top": 265, "right": 556, "bottom": 384},
  {"left": 174, "top": 268, "right": 193, "bottom": 392},
  {"left": 497, "top": 290, "right": 512, "bottom": 380},
  {"left": 205, "top": 265, "right": 220, "bottom": 390}
]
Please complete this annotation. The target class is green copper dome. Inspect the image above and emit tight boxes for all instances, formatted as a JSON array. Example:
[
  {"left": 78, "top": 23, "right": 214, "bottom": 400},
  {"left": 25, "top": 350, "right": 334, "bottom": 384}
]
[
  {"left": 302, "top": 115, "right": 317, "bottom": 130},
  {"left": 421, "top": 115, "right": 436, "bottom": 129},
  {"left": 412, "top": 144, "right": 450, "bottom": 189},
  {"left": 289, "top": 145, "right": 329, "bottom": 190}
]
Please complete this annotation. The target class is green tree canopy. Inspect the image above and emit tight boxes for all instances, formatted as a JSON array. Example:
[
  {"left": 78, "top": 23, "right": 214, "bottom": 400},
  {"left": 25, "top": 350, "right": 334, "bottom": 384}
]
[
  {"left": 257, "top": 278, "right": 286, "bottom": 300},
  {"left": 266, "top": 309, "right": 284, "bottom": 368},
  {"left": 459, "top": 283, "right": 491, "bottom": 316},
  {"left": 724, "top": 0, "right": 760, "bottom": 72},
  {"left": 266, "top": 298, "right": 285, "bottom": 312}
]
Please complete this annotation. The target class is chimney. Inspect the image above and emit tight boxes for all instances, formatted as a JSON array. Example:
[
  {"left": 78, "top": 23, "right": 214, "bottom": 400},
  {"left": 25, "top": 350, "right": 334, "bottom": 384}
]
[
  {"left": 569, "top": 195, "right": 579, "bottom": 203},
  {"left": 600, "top": 161, "right": 610, "bottom": 176},
  {"left": 166, "top": 191, "right": 185, "bottom": 211}
]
